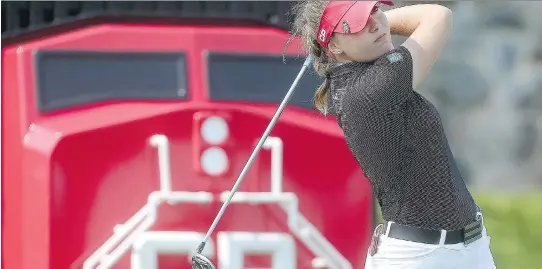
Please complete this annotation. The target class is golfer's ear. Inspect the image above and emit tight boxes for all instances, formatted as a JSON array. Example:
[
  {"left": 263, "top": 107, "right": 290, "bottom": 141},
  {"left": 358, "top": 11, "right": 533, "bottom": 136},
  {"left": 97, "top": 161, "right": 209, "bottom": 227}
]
[
  {"left": 401, "top": 6, "right": 452, "bottom": 89},
  {"left": 328, "top": 39, "right": 342, "bottom": 55}
]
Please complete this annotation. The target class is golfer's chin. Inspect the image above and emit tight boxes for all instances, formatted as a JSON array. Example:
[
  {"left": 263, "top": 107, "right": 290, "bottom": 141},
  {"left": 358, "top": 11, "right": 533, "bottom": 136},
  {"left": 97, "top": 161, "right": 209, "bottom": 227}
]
[
  {"left": 349, "top": 41, "right": 396, "bottom": 63},
  {"left": 364, "top": 43, "right": 394, "bottom": 62},
  {"left": 376, "top": 41, "right": 395, "bottom": 55}
]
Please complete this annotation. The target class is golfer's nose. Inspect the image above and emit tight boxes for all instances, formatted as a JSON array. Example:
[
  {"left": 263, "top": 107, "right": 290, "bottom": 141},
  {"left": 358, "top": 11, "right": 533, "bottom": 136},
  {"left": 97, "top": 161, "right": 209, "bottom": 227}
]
[{"left": 367, "top": 16, "right": 380, "bottom": 33}]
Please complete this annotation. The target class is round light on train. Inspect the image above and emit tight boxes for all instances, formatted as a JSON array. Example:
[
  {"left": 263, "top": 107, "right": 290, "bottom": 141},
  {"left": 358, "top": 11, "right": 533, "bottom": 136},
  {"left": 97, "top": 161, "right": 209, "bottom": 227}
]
[
  {"left": 201, "top": 116, "right": 229, "bottom": 145},
  {"left": 200, "top": 146, "right": 229, "bottom": 176}
]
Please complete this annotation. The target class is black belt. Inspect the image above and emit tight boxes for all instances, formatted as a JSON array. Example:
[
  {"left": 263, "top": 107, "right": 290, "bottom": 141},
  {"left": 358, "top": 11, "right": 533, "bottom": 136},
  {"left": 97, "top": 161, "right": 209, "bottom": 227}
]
[{"left": 385, "top": 218, "right": 483, "bottom": 245}]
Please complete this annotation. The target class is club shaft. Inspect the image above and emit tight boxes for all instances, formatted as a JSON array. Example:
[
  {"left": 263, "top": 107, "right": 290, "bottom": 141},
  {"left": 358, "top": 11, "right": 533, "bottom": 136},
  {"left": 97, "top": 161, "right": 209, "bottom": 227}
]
[{"left": 201, "top": 55, "right": 314, "bottom": 244}]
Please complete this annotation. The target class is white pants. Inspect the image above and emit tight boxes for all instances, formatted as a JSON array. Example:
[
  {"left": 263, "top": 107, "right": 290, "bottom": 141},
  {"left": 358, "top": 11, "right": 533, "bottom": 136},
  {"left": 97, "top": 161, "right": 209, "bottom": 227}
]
[{"left": 365, "top": 220, "right": 497, "bottom": 269}]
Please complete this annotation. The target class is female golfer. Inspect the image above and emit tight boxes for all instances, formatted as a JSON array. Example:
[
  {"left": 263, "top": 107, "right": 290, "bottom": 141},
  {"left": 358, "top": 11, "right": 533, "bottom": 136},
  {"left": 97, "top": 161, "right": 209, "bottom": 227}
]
[{"left": 288, "top": 1, "right": 496, "bottom": 268}]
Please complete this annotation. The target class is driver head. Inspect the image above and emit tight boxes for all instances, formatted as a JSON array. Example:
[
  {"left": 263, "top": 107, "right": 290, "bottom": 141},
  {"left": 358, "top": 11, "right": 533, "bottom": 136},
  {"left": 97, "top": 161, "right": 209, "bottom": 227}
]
[{"left": 191, "top": 253, "right": 216, "bottom": 269}]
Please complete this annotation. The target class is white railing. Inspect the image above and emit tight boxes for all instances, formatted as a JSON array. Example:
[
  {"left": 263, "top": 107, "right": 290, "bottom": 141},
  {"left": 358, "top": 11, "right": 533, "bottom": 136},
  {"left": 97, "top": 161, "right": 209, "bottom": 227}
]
[
  {"left": 83, "top": 135, "right": 213, "bottom": 269},
  {"left": 219, "top": 137, "right": 352, "bottom": 269},
  {"left": 83, "top": 134, "right": 352, "bottom": 269}
]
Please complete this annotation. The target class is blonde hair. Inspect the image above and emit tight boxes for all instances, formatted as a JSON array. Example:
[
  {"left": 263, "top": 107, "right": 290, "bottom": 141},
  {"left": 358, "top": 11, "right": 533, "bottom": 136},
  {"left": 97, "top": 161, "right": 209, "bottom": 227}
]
[{"left": 286, "top": 1, "right": 333, "bottom": 115}]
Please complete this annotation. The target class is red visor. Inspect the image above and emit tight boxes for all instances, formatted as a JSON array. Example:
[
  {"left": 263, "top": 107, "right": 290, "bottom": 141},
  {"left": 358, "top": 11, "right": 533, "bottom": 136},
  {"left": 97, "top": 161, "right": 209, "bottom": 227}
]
[{"left": 317, "top": 1, "right": 394, "bottom": 48}]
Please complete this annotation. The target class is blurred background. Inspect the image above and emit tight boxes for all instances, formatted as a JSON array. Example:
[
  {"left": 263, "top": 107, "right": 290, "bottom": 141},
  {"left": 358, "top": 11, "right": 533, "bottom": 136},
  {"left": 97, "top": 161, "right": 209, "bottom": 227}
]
[{"left": 2, "top": 1, "right": 542, "bottom": 269}]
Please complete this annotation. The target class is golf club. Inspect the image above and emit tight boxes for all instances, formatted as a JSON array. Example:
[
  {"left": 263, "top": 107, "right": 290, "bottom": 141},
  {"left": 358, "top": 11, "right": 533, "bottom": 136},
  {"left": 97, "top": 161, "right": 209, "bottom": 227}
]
[{"left": 190, "top": 54, "right": 314, "bottom": 269}]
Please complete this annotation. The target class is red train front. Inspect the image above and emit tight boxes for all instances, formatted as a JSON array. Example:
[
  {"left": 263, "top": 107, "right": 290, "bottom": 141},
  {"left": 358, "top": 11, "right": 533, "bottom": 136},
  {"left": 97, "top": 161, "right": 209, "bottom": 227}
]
[{"left": 2, "top": 21, "right": 375, "bottom": 269}]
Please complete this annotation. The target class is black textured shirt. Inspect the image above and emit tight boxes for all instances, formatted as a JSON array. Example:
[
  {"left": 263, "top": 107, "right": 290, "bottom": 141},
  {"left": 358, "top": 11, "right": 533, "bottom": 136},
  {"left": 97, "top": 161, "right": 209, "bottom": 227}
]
[{"left": 329, "top": 46, "right": 477, "bottom": 230}]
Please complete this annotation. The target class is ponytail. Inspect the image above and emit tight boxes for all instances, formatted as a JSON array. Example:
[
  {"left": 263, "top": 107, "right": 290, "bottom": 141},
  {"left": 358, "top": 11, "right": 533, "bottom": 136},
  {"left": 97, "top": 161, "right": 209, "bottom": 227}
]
[
  {"left": 314, "top": 74, "right": 331, "bottom": 115},
  {"left": 312, "top": 41, "right": 332, "bottom": 115}
]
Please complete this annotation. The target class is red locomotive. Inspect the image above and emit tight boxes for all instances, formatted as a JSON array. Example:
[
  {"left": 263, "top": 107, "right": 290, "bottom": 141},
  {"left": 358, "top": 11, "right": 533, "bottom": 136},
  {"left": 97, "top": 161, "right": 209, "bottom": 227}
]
[{"left": 2, "top": 6, "right": 375, "bottom": 269}]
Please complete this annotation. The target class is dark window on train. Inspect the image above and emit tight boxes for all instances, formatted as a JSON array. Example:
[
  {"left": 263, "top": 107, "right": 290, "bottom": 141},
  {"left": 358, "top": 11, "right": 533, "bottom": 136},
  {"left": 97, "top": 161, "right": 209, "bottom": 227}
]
[
  {"left": 206, "top": 52, "right": 323, "bottom": 111},
  {"left": 34, "top": 50, "right": 188, "bottom": 112}
]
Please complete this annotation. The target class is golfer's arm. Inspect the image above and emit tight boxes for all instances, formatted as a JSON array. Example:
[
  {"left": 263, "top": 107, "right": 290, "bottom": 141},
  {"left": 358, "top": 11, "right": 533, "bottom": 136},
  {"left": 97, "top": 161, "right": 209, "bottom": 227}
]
[{"left": 385, "top": 4, "right": 453, "bottom": 88}]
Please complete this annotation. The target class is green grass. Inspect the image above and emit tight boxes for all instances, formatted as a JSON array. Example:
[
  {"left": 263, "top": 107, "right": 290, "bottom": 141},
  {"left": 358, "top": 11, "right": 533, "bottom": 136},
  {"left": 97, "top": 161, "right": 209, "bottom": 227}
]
[{"left": 475, "top": 191, "right": 542, "bottom": 269}]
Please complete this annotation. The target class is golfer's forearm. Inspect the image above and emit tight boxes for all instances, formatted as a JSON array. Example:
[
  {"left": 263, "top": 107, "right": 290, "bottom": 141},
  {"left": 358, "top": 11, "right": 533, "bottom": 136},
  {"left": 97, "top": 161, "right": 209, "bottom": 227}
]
[{"left": 385, "top": 4, "right": 453, "bottom": 38}]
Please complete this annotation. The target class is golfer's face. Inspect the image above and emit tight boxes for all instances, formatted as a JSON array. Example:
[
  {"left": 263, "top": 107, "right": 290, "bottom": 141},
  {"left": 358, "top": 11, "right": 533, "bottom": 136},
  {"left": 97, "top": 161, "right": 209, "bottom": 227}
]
[{"left": 330, "top": 7, "right": 394, "bottom": 62}]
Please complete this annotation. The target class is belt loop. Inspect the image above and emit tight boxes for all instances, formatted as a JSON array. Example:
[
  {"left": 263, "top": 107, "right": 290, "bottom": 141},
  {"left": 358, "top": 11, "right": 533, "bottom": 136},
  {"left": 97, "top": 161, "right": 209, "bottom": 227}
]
[
  {"left": 439, "top": 230, "right": 447, "bottom": 245},
  {"left": 476, "top": 211, "right": 485, "bottom": 235},
  {"left": 385, "top": 221, "right": 393, "bottom": 236}
]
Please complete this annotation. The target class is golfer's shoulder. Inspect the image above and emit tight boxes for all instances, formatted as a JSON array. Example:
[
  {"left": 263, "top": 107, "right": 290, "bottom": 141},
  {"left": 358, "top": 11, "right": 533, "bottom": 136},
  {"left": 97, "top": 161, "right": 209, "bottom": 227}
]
[
  {"left": 369, "top": 46, "right": 414, "bottom": 83},
  {"left": 344, "top": 46, "right": 414, "bottom": 107}
]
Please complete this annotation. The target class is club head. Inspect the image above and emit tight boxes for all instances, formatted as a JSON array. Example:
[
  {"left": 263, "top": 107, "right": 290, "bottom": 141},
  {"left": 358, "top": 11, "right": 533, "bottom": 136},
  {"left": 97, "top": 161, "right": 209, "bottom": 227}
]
[{"left": 191, "top": 254, "right": 216, "bottom": 269}]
